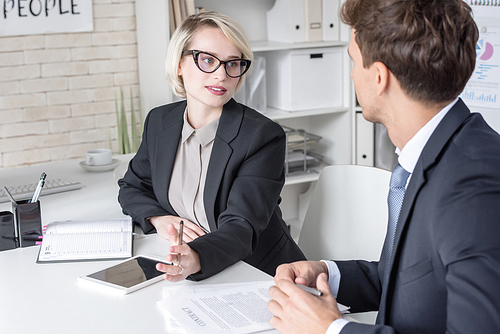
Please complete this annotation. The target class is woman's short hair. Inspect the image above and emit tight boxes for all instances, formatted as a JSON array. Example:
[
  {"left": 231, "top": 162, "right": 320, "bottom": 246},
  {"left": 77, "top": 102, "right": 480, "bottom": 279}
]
[
  {"left": 166, "top": 11, "right": 254, "bottom": 98},
  {"left": 340, "top": 0, "right": 478, "bottom": 104}
]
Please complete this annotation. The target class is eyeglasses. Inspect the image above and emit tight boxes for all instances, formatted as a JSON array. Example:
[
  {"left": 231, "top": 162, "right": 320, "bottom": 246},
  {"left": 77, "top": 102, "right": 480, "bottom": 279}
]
[{"left": 181, "top": 50, "right": 251, "bottom": 78}]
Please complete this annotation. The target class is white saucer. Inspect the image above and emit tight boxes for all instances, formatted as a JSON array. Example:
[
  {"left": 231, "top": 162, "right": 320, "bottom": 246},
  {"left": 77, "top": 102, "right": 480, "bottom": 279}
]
[{"left": 79, "top": 159, "right": 121, "bottom": 173}]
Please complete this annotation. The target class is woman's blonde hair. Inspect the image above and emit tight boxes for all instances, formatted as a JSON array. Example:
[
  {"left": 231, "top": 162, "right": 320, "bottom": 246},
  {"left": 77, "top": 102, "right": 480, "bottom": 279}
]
[{"left": 166, "top": 11, "right": 254, "bottom": 98}]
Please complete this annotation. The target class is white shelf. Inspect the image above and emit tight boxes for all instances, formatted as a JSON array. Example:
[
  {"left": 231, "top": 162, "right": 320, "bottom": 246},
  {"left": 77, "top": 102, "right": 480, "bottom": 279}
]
[
  {"left": 251, "top": 40, "right": 347, "bottom": 52},
  {"left": 263, "top": 106, "right": 349, "bottom": 121},
  {"left": 285, "top": 164, "right": 325, "bottom": 186},
  {"left": 134, "top": 0, "right": 355, "bottom": 234}
]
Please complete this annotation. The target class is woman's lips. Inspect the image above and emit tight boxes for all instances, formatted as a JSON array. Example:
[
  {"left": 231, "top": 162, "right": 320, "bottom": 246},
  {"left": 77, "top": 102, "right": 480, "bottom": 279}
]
[{"left": 206, "top": 86, "right": 227, "bottom": 95}]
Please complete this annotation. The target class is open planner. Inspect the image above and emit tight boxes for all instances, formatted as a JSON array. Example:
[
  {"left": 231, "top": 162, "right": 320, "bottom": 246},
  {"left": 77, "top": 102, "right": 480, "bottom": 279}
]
[{"left": 37, "top": 218, "right": 133, "bottom": 263}]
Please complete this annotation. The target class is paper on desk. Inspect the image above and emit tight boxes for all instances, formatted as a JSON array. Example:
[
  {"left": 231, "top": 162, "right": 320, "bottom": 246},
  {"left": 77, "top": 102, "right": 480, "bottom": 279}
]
[{"left": 157, "top": 281, "right": 350, "bottom": 334}]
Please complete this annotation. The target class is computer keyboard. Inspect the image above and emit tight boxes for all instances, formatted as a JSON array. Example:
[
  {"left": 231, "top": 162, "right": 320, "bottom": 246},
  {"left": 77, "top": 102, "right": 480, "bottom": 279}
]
[{"left": 0, "top": 178, "right": 82, "bottom": 203}]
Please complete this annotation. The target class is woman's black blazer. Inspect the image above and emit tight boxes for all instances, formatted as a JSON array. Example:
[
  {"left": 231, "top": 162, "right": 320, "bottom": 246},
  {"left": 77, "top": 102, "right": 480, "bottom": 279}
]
[{"left": 118, "top": 98, "right": 305, "bottom": 280}]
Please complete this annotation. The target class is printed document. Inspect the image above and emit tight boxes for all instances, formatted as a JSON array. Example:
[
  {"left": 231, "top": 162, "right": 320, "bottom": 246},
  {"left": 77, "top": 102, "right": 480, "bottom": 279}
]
[{"left": 157, "top": 281, "right": 350, "bottom": 334}]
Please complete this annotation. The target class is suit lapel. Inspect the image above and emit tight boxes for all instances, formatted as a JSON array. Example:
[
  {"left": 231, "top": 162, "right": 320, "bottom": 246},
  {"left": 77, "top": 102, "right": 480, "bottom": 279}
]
[
  {"left": 204, "top": 99, "right": 243, "bottom": 231},
  {"left": 154, "top": 101, "right": 185, "bottom": 212},
  {"left": 382, "top": 99, "right": 471, "bottom": 321},
  {"left": 392, "top": 99, "right": 470, "bottom": 262}
]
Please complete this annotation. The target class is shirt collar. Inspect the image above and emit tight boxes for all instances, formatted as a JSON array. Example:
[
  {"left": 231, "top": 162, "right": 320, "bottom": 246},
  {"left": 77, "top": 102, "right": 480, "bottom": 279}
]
[
  {"left": 397, "top": 98, "right": 459, "bottom": 174},
  {"left": 181, "top": 109, "right": 220, "bottom": 147}
]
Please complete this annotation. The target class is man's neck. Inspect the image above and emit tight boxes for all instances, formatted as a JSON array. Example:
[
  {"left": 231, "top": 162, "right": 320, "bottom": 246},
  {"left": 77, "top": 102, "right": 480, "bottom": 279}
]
[{"left": 385, "top": 97, "right": 452, "bottom": 150}]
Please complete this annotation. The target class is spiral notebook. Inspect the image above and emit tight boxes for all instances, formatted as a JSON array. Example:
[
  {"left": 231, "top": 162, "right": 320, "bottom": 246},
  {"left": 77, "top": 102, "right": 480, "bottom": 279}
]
[{"left": 36, "top": 218, "right": 133, "bottom": 263}]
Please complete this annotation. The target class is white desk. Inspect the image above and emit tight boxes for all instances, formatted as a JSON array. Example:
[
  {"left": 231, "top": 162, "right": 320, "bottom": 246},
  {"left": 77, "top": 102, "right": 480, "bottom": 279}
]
[
  {"left": 0, "top": 156, "right": 276, "bottom": 333},
  {"left": 0, "top": 154, "right": 134, "bottom": 222},
  {"left": 0, "top": 155, "right": 370, "bottom": 333},
  {"left": 0, "top": 234, "right": 276, "bottom": 333}
]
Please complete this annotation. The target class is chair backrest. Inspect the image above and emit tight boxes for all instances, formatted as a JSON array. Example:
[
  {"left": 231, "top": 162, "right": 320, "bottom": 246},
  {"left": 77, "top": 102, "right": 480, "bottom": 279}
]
[{"left": 298, "top": 165, "right": 391, "bottom": 261}]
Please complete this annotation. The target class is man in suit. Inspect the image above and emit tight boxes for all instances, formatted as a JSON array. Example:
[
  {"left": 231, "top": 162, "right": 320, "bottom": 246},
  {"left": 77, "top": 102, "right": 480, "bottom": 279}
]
[{"left": 268, "top": 0, "right": 500, "bottom": 333}]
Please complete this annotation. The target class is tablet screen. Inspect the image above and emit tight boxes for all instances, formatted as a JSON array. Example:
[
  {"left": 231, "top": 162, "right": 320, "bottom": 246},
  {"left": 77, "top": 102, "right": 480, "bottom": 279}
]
[{"left": 87, "top": 256, "right": 167, "bottom": 288}]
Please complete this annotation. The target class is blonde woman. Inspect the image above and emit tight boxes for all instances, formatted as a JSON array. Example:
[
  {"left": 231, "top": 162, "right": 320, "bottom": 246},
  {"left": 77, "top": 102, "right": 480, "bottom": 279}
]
[{"left": 118, "top": 12, "right": 305, "bottom": 282}]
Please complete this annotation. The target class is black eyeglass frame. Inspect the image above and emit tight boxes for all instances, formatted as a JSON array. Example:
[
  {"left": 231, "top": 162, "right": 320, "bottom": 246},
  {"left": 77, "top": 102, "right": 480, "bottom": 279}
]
[{"left": 181, "top": 49, "right": 252, "bottom": 78}]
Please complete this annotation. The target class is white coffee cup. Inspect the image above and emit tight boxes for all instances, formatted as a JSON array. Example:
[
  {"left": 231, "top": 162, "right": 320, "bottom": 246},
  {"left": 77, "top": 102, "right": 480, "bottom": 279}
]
[{"left": 86, "top": 149, "right": 112, "bottom": 166}]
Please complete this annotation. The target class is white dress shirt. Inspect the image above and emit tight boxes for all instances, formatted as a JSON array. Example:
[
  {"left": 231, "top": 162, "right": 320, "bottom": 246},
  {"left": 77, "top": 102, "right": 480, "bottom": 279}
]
[
  {"left": 324, "top": 98, "right": 457, "bottom": 333},
  {"left": 168, "top": 110, "right": 220, "bottom": 233}
]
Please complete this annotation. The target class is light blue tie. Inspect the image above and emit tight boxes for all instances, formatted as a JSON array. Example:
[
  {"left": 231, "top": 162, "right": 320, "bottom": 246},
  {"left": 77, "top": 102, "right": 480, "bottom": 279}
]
[
  {"left": 386, "top": 163, "right": 410, "bottom": 262},
  {"left": 379, "top": 163, "right": 410, "bottom": 323}
]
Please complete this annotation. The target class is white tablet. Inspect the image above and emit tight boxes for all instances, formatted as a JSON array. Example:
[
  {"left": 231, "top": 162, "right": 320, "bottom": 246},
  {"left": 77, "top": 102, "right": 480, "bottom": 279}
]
[{"left": 79, "top": 255, "right": 172, "bottom": 294}]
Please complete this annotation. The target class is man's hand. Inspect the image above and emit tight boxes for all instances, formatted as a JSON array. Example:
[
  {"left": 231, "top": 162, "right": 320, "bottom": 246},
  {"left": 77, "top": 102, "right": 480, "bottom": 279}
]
[
  {"left": 268, "top": 273, "right": 343, "bottom": 334},
  {"left": 274, "top": 260, "right": 329, "bottom": 287},
  {"left": 155, "top": 222, "right": 202, "bottom": 282},
  {"left": 149, "top": 215, "right": 206, "bottom": 242}
]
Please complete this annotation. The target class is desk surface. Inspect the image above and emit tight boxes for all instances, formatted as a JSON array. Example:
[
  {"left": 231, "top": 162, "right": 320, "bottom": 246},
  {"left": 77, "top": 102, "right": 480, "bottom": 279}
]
[
  {"left": 0, "top": 234, "right": 274, "bottom": 334},
  {"left": 0, "top": 155, "right": 371, "bottom": 333},
  {"left": 0, "top": 154, "right": 134, "bottom": 222},
  {"left": 0, "top": 156, "right": 275, "bottom": 333}
]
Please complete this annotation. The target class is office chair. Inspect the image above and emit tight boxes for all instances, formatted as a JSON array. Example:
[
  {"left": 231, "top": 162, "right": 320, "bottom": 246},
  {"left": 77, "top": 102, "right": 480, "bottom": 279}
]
[
  {"left": 297, "top": 165, "right": 391, "bottom": 324},
  {"left": 298, "top": 164, "right": 391, "bottom": 261}
]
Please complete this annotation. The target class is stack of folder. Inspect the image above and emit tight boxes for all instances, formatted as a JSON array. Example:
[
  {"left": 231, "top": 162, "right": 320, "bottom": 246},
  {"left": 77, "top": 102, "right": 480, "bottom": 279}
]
[
  {"left": 283, "top": 126, "right": 323, "bottom": 175},
  {"left": 168, "top": 0, "right": 200, "bottom": 36},
  {"left": 267, "top": 0, "right": 340, "bottom": 43}
]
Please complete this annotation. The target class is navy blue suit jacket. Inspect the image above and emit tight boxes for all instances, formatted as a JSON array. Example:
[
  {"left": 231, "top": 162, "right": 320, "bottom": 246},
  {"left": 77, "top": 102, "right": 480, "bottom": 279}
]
[
  {"left": 336, "top": 99, "right": 500, "bottom": 333},
  {"left": 118, "top": 99, "right": 305, "bottom": 280}
]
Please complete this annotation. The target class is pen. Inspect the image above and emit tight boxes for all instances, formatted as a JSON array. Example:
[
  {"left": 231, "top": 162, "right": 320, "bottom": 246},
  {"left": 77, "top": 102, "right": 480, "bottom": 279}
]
[
  {"left": 31, "top": 172, "right": 47, "bottom": 203},
  {"left": 3, "top": 186, "right": 16, "bottom": 204},
  {"left": 177, "top": 220, "right": 184, "bottom": 267},
  {"left": 178, "top": 221, "right": 184, "bottom": 246},
  {"left": 2, "top": 235, "right": 42, "bottom": 241},
  {"left": 23, "top": 236, "right": 43, "bottom": 241},
  {"left": 297, "top": 284, "right": 323, "bottom": 297}
]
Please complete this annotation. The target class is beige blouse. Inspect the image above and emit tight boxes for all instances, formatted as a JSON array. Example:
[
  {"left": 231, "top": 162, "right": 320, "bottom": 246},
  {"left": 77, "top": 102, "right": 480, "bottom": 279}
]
[{"left": 168, "top": 110, "right": 220, "bottom": 233}]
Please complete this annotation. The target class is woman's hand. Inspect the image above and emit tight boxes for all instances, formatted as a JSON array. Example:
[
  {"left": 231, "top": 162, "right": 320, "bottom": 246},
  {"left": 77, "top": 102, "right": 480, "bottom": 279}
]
[
  {"left": 155, "top": 222, "right": 202, "bottom": 282},
  {"left": 149, "top": 215, "right": 206, "bottom": 242}
]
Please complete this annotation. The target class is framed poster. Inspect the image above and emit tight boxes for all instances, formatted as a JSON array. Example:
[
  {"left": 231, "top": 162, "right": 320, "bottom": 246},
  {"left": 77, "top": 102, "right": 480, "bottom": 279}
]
[{"left": 0, "top": 0, "right": 93, "bottom": 36}]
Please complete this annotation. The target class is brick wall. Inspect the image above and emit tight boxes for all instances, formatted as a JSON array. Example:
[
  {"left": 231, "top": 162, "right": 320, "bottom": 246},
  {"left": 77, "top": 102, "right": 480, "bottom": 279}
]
[{"left": 0, "top": 0, "right": 141, "bottom": 169}]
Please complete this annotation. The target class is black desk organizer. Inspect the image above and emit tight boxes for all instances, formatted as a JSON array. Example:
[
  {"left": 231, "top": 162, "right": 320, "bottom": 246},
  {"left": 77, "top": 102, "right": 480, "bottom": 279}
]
[
  {"left": 0, "top": 200, "right": 42, "bottom": 251},
  {"left": 0, "top": 211, "right": 16, "bottom": 251}
]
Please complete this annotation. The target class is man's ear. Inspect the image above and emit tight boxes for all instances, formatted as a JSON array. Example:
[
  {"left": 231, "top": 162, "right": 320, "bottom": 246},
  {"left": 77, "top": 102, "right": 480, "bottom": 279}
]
[{"left": 373, "top": 61, "right": 390, "bottom": 96}]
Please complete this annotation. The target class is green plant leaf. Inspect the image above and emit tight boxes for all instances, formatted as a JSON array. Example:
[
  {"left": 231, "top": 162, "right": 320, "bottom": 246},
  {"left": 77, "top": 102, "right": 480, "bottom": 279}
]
[
  {"left": 120, "top": 87, "right": 131, "bottom": 154},
  {"left": 115, "top": 86, "right": 142, "bottom": 154},
  {"left": 130, "top": 86, "right": 138, "bottom": 152},
  {"left": 115, "top": 91, "right": 124, "bottom": 154}
]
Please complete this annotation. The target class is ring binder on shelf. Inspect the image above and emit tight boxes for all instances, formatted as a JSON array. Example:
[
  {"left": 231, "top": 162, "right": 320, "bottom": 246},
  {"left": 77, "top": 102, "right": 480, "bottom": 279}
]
[
  {"left": 305, "top": 0, "right": 322, "bottom": 42},
  {"left": 267, "top": 0, "right": 306, "bottom": 43},
  {"left": 322, "top": 0, "right": 340, "bottom": 41}
]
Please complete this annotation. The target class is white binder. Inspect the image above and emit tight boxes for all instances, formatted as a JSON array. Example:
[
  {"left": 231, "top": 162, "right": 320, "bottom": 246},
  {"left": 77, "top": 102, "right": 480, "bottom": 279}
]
[
  {"left": 356, "top": 112, "right": 375, "bottom": 166},
  {"left": 322, "top": 0, "right": 340, "bottom": 41},
  {"left": 267, "top": 0, "right": 306, "bottom": 43},
  {"left": 305, "top": 0, "right": 323, "bottom": 42}
]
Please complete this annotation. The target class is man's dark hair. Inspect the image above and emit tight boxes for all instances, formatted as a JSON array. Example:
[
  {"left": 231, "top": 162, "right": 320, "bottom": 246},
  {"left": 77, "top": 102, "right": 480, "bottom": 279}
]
[{"left": 340, "top": 0, "right": 479, "bottom": 104}]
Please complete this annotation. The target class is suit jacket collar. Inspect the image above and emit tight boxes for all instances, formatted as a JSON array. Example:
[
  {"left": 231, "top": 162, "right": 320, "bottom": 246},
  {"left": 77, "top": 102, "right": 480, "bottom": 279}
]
[
  {"left": 155, "top": 99, "right": 243, "bottom": 231},
  {"left": 154, "top": 101, "right": 185, "bottom": 215},
  {"left": 394, "top": 99, "right": 470, "bottom": 258},
  {"left": 214, "top": 98, "right": 242, "bottom": 143},
  {"left": 381, "top": 99, "right": 471, "bottom": 321},
  {"left": 204, "top": 99, "right": 243, "bottom": 231}
]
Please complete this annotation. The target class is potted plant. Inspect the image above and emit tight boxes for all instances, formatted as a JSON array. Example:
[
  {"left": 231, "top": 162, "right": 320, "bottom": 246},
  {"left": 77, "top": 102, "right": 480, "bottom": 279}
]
[{"left": 115, "top": 87, "right": 140, "bottom": 154}]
